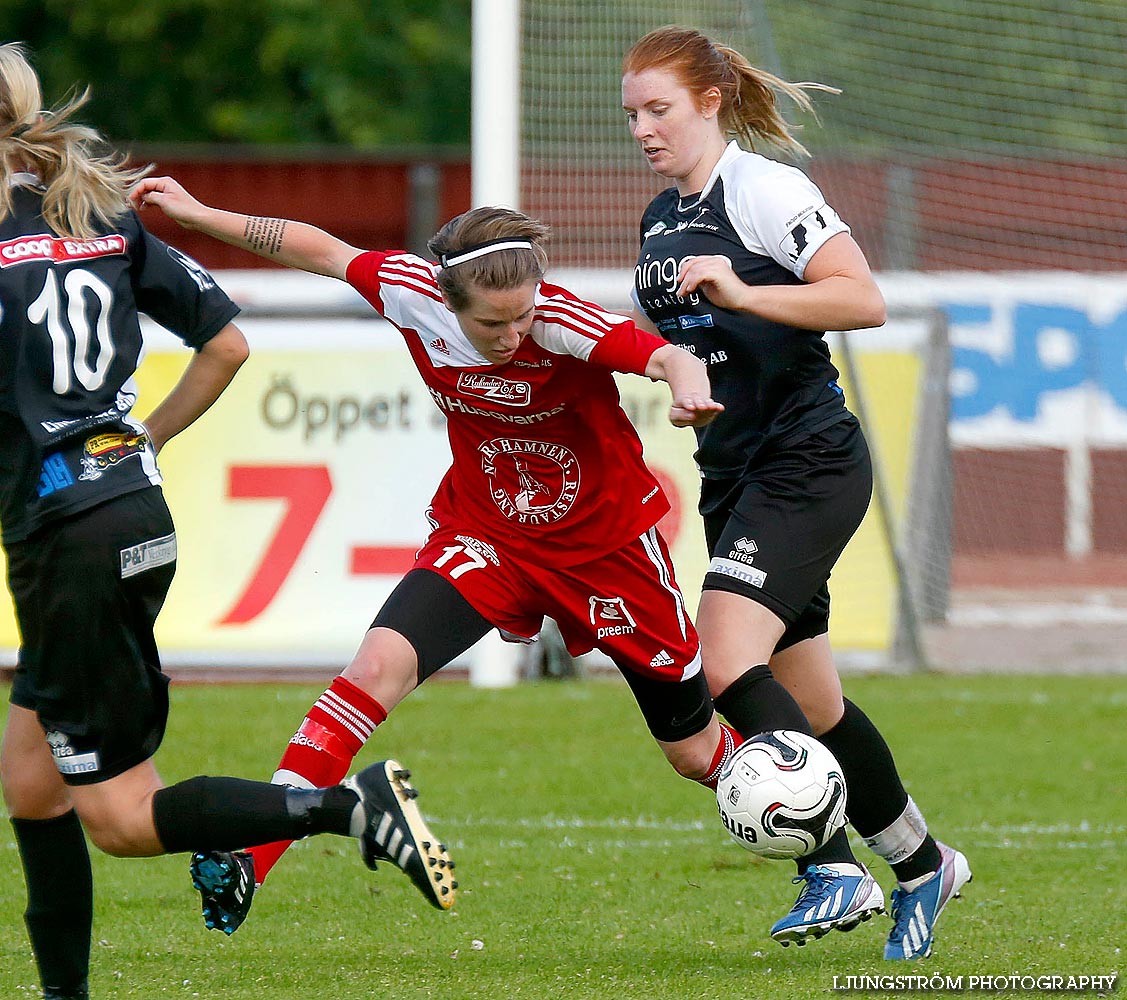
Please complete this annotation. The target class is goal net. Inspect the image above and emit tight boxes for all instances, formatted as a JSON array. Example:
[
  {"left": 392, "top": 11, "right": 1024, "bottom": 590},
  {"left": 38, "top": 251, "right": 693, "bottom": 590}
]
[{"left": 515, "top": 0, "right": 1127, "bottom": 672}]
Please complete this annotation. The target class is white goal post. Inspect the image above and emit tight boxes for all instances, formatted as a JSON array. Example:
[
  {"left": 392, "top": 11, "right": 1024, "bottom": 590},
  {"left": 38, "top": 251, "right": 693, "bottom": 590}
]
[{"left": 471, "top": 0, "right": 521, "bottom": 209}]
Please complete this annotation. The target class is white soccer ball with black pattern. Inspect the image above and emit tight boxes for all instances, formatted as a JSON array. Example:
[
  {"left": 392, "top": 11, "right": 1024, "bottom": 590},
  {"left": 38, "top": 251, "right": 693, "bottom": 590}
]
[{"left": 716, "top": 730, "right": 848, "bottom": 860}]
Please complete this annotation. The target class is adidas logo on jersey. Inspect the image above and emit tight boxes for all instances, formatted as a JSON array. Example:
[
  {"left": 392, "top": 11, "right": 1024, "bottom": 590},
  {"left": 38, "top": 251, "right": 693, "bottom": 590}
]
[
  {"left": 650, "top": 649, "right": 675, "bottom": 668},
  {"left": 429, "top": 338, "right": 450, "bottom": 355}
]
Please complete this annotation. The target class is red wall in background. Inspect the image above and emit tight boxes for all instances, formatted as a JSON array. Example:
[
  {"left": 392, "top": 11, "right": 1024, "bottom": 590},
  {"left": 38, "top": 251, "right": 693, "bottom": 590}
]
[
  {"left": 952, "top": 449, "right": 1067, "bottom": 554},
  {"left": 810, "top": 156, "right": 1127, "bottom": 272},
  {"left": 134, "top": 153, "right": 472, "bottom": 269},
  {"left": 137, "top": 151, "right": 1127, "bottom": 273}
]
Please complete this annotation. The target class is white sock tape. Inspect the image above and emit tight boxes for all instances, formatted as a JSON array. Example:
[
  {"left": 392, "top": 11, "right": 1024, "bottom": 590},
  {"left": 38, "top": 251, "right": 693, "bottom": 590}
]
[{"left": 862, "top": 796, "right": 928, "bottom": 864}]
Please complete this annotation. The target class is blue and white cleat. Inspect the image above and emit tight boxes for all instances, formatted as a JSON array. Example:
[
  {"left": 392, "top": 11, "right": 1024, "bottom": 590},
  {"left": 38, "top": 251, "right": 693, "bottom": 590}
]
[
  {"left": 884, "top": 842, "right": 972, "bottom": 960},
  {"left": 190, "top": 849, "right": 256, "bottom": 935},
  {"left": 770, "top": 863, "right": 885, "bottom": 946}
]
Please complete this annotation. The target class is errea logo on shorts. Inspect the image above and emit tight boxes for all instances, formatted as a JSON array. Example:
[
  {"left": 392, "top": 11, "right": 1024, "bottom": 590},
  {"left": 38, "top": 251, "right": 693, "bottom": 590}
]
[
  {"left": 726, "top": 537, "right": 759, "bottom": 566},
  {"left": 45, "top": 730, "right": 100, "bottom": 776},
  {"left": 120, "top": 531, "right": 177, "bottom": 578}
]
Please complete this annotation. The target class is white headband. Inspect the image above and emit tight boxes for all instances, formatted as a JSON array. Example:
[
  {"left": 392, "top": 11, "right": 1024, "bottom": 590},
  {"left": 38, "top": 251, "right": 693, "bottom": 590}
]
[{"left": 439, "top": 240, "right": 534, "bottom": 268}]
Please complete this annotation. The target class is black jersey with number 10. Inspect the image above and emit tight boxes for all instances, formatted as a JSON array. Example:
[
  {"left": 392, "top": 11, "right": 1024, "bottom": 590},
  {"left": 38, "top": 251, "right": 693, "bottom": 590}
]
[{"left": 0, "top": 177, "right": 239, "bottom": 543}]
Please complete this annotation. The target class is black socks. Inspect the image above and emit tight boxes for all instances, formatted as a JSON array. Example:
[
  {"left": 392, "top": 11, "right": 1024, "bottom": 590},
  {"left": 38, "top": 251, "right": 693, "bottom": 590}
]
[
  {"left": 12, "top": 811, "right": 91, "bottom": 999},
  {"left": 819, "top": 698, "right": 941, "bottom": 882},
  {"left": 713, "top": 664, "right": 813, "bottom": 738},
  {"left": 152, "top": 776, "right": 359, "bottom": 853}
]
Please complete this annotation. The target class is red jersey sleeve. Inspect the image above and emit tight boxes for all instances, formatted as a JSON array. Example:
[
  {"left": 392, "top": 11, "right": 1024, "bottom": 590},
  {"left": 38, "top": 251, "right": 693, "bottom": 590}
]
[
  {"left": 587, "top": 318, "right": 667, "bottom": 376},
  {"left": 534, "top": 280, "right": 665, "bottom": 375}
]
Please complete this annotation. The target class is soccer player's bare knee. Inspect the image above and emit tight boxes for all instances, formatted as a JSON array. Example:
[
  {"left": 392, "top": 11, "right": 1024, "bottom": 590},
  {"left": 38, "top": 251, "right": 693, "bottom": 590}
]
[
  {"left": 773, "top": 668, "right": 844, "bottom": 735},
  {"left": 805, "top": 700, "right": 846, "bottom": 737},
  {"left": 0, "top": 709, "right": 72, "bottom": 818},
  {"left": 341, "top": 626, "right": 418, "bottom": 708},
  {"left": 70, "top": 763, "right": 165, "bottom": 857},
  {"left": 697, "top": 592, "right": 784, "bottom": 693},
  {"left": 1, "top": 757, "right": 71, "bottom": 819},
  {"left": 76, "top": 793, "right": 163, "bottom": 857},
  {"left": 771, "top": 635, "right": 844, "bottom": 735},
  {"left": 661, "top": 730, "right": 718, "bottom": 782}
]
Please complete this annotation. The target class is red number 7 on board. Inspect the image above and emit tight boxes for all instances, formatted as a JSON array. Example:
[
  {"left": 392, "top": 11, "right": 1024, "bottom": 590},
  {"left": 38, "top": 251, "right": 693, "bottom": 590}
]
[{"left": 218, "top": 465, "right": 333, "bottom": 625}]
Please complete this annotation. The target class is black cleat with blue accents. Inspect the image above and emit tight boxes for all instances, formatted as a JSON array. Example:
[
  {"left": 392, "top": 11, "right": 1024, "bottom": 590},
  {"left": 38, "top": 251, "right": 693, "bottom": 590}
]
[{"left": 190, "top": 849, "right": 256, "bottom": 935}]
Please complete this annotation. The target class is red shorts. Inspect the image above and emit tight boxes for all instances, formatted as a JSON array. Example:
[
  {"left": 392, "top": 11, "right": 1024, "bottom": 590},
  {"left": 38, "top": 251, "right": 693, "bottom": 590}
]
[{"left": 413, "top": 523, "right": 701, "bottom": 682}]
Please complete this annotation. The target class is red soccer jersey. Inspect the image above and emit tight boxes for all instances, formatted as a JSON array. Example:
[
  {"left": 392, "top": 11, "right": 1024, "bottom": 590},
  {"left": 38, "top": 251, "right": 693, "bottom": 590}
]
[{"left": 346, "top": 250, "right": 672, "bottom": 566}]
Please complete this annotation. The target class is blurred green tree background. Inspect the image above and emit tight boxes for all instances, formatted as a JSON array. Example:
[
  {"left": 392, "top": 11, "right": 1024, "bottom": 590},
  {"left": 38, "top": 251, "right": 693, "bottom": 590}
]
[
  {"left": 0, "top": 0, "right": 472, "bottom": 148},
  {"left": 3, "top": 0, "right": 1124, "bottom": 157}
]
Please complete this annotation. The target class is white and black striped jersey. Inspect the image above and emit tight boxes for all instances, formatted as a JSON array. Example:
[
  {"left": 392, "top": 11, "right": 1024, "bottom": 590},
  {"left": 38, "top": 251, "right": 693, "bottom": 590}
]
[
  {"left": 0, "top": 176, "right": 239, "bottom": 543},
  {"left": 632, "top": 141, "right": 853, "bottom": 478}
]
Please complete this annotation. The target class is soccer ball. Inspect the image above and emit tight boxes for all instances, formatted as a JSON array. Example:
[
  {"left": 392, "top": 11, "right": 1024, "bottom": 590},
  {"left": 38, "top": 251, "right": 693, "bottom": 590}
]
[{"left": 716, "top": 730, "right": 848, "bottom": 860}]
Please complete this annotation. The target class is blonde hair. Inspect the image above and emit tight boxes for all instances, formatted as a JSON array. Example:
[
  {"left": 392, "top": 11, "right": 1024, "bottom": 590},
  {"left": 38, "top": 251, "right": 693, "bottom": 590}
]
[
  {"left": 623, "top": 26, "right": 838, "bottom": 158},
  {"left": 0, "top": 42, "right": 151, "bottom": 239},
  {"left": 427, "top": 207, "right": 550, "bottom": 311}
]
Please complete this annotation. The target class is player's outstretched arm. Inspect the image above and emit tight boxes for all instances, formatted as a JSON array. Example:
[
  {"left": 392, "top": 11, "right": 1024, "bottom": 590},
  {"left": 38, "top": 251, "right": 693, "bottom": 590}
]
[
  {"left": 130, "top": 176, "right": 363, "bottom": 280},
  {"left": 644, "top": 343, "right": 724, "bottom": 428}
]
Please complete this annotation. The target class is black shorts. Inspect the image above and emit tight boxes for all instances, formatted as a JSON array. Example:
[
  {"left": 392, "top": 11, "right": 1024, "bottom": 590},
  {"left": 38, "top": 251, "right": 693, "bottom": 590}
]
[
  {"left": 700, "top": 417, "right": 872, "bottom": 652},
  {"left": 7, "top": 487, "right": 176, "bottom": 785},
  {"left": 374, "top": 568, "right": 714, "bottom": 743}
]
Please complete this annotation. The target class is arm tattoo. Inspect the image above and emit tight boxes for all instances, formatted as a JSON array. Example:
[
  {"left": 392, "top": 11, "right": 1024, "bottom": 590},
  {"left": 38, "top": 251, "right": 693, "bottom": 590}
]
[{"left": 244, "top": 216, "right": 288, "bottom": 255}]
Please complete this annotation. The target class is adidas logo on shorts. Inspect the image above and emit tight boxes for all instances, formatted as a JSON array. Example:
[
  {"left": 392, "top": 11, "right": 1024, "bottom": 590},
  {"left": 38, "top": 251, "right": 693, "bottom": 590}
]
[{"left": 650, "top": 649, "right": 675, "bottom": 668}]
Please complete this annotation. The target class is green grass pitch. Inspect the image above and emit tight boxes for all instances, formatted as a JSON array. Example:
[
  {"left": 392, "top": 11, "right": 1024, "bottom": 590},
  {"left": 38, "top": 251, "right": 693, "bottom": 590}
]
[{"left": 1, "top": 674, "right": 1124, "bottom": 999}]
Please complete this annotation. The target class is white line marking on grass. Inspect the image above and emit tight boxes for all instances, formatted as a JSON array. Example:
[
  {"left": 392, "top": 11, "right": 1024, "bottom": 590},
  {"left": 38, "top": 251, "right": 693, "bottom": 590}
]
[
  {"left": 965, "top": 822, "right": 1125, "bottom": 836},
  {"left": 448, "top": 815, "right": 713, "bottom": 832},
  {"left": 423, "top": 817, "right": 1127, "bottom": 855},
  {"left": 442, "top": 817, "right": 1125, "bottom": 836},
  {"left": 959, "top": 839, "right": 1122, "bottom": 850}
]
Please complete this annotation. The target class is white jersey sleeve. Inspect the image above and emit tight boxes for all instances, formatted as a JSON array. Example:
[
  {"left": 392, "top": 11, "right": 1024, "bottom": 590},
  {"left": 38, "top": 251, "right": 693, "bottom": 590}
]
[
  {"left": 721, "top": 152, "right": 850, "bottom": 280},
  {"left": 530, "top": 284, "right": 629, "bottom": 361},
  {"left": 372, "top": 253, "right": 446, "bottom": 327}
]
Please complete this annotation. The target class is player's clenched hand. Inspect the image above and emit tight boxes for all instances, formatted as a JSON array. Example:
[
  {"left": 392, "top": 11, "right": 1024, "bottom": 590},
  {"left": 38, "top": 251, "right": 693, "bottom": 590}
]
[
  {"left": 129, "top": 176, "right": 209, "bottom": 229},
  {"left": 675, "top": 254, "right": 748, "bottom": 310},
  {"left": 669, "top": 394, "right": 724, "bottom": 428}
]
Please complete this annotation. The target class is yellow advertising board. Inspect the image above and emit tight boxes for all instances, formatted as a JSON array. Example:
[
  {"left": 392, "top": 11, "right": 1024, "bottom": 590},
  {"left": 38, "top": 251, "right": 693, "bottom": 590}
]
[{"left": 0, "top": 320, "right": 920, "bottom": 667}]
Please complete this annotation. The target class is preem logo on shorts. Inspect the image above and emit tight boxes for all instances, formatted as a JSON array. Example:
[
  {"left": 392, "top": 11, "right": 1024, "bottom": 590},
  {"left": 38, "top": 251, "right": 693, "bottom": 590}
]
[
  {"left": 0, "top": 233, "right": 127, "bottom": 267},
  {"left": 457, "top": 372, "right": 532, "bottom": 406},
  {"left": 478, "top": 437, "right": 580, "bottom": 525},
  {"left": 45, "top": 730, "right": 100, "bottom": 776},
  {"left": 589, "top": 596, "right": 637, "bottom": 639}
]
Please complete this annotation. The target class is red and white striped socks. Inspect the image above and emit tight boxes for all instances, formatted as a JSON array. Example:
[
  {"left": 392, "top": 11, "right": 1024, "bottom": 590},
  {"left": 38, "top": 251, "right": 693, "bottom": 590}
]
[
  {"left": 700, "top": 721, "right": 742, "bottom": 790},
  {"left": 249, "top": 676, "right": 387, "bottom": 884}
]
